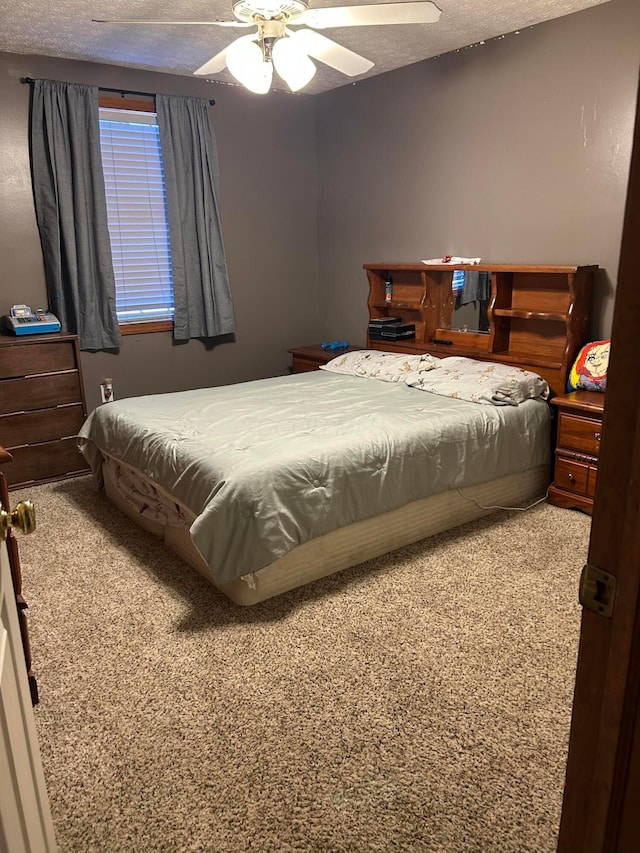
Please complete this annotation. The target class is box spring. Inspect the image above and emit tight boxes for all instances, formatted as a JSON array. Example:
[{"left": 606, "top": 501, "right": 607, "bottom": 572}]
[{"left": 102, "top": 457, "right": 549, "bottom": 606}]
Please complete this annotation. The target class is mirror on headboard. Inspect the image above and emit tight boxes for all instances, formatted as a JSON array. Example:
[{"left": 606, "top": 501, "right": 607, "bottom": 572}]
[{"left": 445, "top": 270, "right": 491, "bottom": 334}]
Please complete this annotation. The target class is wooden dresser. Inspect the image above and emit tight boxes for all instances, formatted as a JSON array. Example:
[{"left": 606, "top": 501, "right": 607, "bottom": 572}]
[
  {"left": 548, "top": 391, "right": 605, "bottom": 515},
  {"left": 0, "top": 333, "right": 90, "bottom": 489}
]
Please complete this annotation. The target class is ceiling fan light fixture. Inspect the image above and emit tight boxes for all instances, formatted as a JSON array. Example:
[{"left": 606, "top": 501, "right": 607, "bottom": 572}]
[
  {"left": 226, "top": 37, "right": 273, "bottom": 93},
  {"left": 272, "top": 35, "right": 316, "bottom": 91}
]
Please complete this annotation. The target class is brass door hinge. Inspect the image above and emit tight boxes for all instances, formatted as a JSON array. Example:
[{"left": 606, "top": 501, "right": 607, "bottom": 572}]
[{"left": 579, "top": 563, "right": 616, "bottom": 618}]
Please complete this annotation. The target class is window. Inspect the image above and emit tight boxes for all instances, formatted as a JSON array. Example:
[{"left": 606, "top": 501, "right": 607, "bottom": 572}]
[
  {"left": 452, "top": 269, "right": 465, "bottom": 293},
  {"left": 98, "top": 100, "right": 174, "bottom": 332}
]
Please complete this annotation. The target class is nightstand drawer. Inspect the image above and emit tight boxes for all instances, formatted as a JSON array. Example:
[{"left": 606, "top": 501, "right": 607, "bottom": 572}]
[
  {"left": 557, "top": 412, "right": 602, "bottom": 456},
  {"left": 555, "top": 457, "right": 590, "bottom": 495},
  {"left": 587, "top": 466, "right": 598, "bottom": 498},
  {"left": 291, "top": 356, "right": 323, "bottom": 373}
]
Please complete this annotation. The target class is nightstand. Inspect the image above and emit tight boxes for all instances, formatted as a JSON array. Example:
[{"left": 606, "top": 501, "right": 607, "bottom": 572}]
[
  {"left": 288, "top": 344, "right": 361, "bottom": 374},
  {"left": 548, "top": 391, "right": 606, "bottom": 515}
]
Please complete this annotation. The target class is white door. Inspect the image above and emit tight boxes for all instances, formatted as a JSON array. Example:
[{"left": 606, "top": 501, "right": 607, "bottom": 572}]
[{"left": 0, "top": 537, "right": 57, "bottom": 852}]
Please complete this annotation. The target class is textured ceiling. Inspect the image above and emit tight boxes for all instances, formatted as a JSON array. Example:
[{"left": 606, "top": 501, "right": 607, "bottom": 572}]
[{"left": 0, "top": 0, "right": 611, "bottom": 94}]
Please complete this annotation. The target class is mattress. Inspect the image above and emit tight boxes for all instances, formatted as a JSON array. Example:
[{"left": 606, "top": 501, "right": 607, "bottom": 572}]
[{"left": 79, "top": 369, "right": 551, "bottom": 600}]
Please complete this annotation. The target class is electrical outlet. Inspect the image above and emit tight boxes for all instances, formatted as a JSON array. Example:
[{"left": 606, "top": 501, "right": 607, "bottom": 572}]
[{"left": 100, "top": 378, "right": 114, "bottom": 403}]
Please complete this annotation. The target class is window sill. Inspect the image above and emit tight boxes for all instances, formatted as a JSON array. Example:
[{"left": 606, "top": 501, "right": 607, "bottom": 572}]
[{"left": 120, "top": 320, "right": 173, "bottom": 335}]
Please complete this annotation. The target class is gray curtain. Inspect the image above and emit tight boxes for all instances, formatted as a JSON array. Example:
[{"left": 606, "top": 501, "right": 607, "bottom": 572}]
[
  {"left": 30, "top": 79, "right": 121, "bottom": 350},
  {"left": 156, "top": 94, "right": 236, "bottom": 340},
  {"left": 461, "top": 271, "right": 491, "bottom": 306}
]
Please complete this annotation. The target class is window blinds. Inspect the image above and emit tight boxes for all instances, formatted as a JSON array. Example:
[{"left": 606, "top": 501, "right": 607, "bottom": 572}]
[{"left": 99, "top": 108, "right": 174, "bottom": 323}]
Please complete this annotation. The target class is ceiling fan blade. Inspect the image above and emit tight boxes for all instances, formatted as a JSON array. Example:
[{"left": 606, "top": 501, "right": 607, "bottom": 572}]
[
  {"left": 288, "top": 29, "right": 373, "bottom": 76},
  {"left": 194, "top": 46, "right": 233, "bottom": 76},
  {"left": 299, "top": 2, "right": 442, "bottom": 29},
  {"left": 193, "top": 34, "right": 263, "bottom": 76},
  {"left": 92, "top": 19, "right": 250, "bottom": 28}
]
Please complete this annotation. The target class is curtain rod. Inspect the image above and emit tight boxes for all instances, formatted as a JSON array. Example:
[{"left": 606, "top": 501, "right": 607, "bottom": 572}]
[{"left": 20, "top": 78, "right": 215, "bottom": 106}]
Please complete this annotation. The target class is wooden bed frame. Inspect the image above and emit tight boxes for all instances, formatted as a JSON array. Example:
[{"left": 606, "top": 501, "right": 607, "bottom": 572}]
[{"left": 96, "top": 262, "right": 596, "bottom": 604}]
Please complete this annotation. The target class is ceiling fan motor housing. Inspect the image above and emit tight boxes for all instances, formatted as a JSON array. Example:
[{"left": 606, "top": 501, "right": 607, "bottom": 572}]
[
  {"left": 256, "top": 19, "right": 287, "bottom": 57},
  {"left": 232, "top": 0, "right": 309, "bottom": 23}
]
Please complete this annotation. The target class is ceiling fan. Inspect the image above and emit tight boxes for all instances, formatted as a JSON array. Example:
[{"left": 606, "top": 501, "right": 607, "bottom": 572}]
[{"left": 94, "top": 1, "right": 442, "bottom": 94}]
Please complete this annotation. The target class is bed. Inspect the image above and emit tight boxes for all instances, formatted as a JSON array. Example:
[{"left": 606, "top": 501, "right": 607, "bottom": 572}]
[{"left": 78, "top": 350, "right": 552, "bottom": 605}]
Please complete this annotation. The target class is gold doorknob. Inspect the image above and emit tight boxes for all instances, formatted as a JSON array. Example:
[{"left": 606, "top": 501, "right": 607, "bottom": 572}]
[{"left": 0, "top": 500, "right": 36, "bottom": 541}]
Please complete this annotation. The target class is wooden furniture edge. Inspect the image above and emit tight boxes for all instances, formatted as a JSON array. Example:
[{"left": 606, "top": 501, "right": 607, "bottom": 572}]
[
  {"left": 550, "top": 391, "right": 606, "bottom": 415},
  {"left": 0, "top": 444, "right": 38, "bottom": 704},
  {"left": 547, "top": 485, "right": 596, "bottom": 514},
  {"left": 363, "top": 262, "right": 598, "bottom": 274}
]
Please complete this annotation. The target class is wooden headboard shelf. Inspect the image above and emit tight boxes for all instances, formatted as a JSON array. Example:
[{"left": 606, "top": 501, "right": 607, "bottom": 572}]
[{"left": 364, "top": 263, "right": 597, "bottom": 398}]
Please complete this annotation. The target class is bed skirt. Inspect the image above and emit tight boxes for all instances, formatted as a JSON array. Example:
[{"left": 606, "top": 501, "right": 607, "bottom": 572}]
[{"left": 101, "top": 456, "right": 550, "bottom": 606}]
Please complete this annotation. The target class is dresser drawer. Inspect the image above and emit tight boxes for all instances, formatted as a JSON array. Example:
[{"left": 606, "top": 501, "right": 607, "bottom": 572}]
[
  {"left": 0, "top": 339, "right": 77, "bottom": 380},
  {"left": 555, "top": 457, "right": 590, "bottom": 495},
  {"left": 4, "top": 437, "right": 89, "bottom": 487},
  {"left": 0, "top": 404, "right": 86, "bottom": 448},
  {"left": 587, "top": 466, "right": 598, "bottom": 498},
  {"left": 557, "top": 412, "right": 603, "bottom": 456},
  {"left": 0, "top": 371, "right": 83, "bottom": 415}
]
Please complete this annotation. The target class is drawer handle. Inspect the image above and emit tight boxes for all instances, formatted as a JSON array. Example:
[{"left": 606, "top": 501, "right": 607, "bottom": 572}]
[
  {"left": 594, "top": 431, "right": 601, "bottom": 441},
  {"left": 567, "top": 473, "right": 575, "bottom": 481}
]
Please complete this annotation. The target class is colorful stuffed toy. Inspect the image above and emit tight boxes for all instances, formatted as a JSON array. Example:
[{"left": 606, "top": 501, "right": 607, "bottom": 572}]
[{"left": 568, "top": 339, "right": 611, "bottom": 392}]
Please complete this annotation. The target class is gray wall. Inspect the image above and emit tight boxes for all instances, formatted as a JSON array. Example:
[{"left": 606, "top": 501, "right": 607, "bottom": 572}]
[
  {"left": 0, "top": 54, "right": 321, "bottom": 410},
  {"left": 1, "top": 0, "right": 639, "bottom": 412},
  {"left": 315, "top": 0, "right": 640, "bottom": 346}
]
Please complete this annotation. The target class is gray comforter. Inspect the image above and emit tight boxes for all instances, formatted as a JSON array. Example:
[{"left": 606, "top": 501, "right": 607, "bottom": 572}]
[{"left": 78, "top": 370, "right": 550, "bottom": 583}]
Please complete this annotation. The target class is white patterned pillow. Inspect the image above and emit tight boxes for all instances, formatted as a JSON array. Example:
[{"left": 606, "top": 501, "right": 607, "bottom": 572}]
[
  {"left": 321, "top": 350, "right": 439, "bottom": 382},
  {"left": 405, "top": 357, "right": 550, "bottom": 405}
]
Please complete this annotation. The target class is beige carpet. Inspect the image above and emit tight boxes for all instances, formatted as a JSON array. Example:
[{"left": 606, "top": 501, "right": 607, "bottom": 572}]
[{"left": 13, "top": 476, "right": 591, "bottom": 853}]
